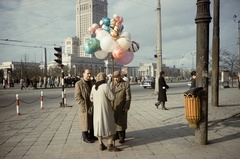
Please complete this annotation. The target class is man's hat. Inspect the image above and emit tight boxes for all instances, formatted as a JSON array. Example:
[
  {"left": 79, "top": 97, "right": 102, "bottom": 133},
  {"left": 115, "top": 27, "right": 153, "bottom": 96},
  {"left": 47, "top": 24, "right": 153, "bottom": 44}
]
[{"left": 113, "top": 71, "right": 121, "bottom": 77}]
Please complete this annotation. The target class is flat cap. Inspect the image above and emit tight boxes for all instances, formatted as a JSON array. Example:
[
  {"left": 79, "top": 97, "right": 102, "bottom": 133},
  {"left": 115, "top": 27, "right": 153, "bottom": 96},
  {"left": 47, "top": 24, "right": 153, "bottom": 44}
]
[{"left": 113, "top": 71, "right": 121, "bottom": 77}]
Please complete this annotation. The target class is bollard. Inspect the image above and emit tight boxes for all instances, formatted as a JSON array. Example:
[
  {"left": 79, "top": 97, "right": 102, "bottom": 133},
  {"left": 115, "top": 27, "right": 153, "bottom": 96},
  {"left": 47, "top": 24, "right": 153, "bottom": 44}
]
[
  {"left": 40, "top": 91, "right": 44, "bottom": 109},
  {"left": 16, "top": 94, "right": 21, "bottom": 115},
  {"left": 64, "top": 89, "right": 67, "bottom": 106}
]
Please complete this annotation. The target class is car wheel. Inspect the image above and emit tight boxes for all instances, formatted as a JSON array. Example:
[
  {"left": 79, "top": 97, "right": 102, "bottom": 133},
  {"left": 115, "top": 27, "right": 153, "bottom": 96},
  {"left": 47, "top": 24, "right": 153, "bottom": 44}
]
[{"left": 143, "top": 87, "right": 146, "bottom": 89}]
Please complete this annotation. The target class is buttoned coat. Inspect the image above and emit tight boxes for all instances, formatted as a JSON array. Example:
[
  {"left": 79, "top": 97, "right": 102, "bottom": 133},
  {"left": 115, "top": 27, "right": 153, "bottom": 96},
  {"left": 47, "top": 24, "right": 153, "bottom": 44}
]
[
  {"left": 90, "top": 83, "right": 116, "bottom": 137},
  {"left": 157, "top": 76, "right": 169, "bottom": 102},
  {"left": 75, "top": 79, "right": 94, "bottom": 131},
  {"left": 111, "top": 79, "right": 131, "bottom": 131}
]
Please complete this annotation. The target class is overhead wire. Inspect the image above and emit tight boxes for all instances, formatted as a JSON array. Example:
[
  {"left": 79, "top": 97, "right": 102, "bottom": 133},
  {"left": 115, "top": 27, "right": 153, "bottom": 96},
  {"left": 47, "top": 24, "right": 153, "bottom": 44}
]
[{"left": 0, "top": 0, "right": 49, "bottom": 12}]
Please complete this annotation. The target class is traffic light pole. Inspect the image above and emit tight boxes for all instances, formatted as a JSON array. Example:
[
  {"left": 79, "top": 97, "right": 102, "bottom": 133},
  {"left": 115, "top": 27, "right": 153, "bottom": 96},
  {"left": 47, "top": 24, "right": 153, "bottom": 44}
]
[
  {"left": 61, "top": 67, "right": 64, "bottom": 107},
  {"left": 53, "top": 46, "right": 64, "bottom": 107}
]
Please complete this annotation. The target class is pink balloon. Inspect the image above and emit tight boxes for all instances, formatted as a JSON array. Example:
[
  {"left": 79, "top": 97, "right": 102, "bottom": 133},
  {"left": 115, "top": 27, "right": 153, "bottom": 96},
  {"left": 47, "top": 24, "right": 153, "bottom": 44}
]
[
  {"left": 88, "top": 27, "right": 94, "bottom": 33},
  {"left": 91, "top": 23, "right": 99, "bottom": 30},
  {"left": 113, "top": 14, "right": 120, "bottom": 20},
  {"left": 112, "top": 46, "right": 126, "bottom": 60},
  {"left": 116, "top": 51, "right": 134, "bottom": 65},
  {"left": 95, "top": 28, "right": 103, "bottom": 35}
]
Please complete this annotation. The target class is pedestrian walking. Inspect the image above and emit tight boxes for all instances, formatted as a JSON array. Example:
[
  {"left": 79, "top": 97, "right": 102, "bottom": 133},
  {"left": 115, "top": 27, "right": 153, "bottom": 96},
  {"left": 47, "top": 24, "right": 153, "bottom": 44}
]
[
  {"left": 3, "top": 78, "right": 6, "bottom": 89},
  {"left": 75, "top": 68, "right": 98, "bottom": 143},
  {"left": 51, "top": 76, "right": 55, "bottom": 88},
  {"left": 90, "top": 72, "right": 121, "bottom": 152},
  {"left": 238, "top": 74, "right": 240, "bottom": 90},
  {"left": 39, "top": 76, "right": 43, "bottom": 87},
  {"left": 43, "top": 76, "right": 47, "bottom": 88},
  {"left": 20, "top": 78, "right": 25, "bottom": 90},
  {"left": 111, "top": 71, "right": 132, "bottom": 144},
  {"left": 122, "top": 74, "right": 129, "bottom": 82},
  {"left": 155, "top": 71, "right": 169, "bottom": 110}
]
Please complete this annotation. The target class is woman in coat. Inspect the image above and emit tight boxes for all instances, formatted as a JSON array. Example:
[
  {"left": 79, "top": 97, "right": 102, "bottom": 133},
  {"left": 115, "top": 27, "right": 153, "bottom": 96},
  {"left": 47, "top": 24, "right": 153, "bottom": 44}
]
[
  {"left": 90, "top": 72, "right": 121, "bottom": 152},
  {"left": 155, "top": 71, "right": 169, "bottom": 110}
]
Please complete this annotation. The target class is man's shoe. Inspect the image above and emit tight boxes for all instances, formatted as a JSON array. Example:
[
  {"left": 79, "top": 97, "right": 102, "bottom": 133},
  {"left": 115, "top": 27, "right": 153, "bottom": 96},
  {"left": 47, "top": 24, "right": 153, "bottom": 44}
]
[
  {"left": 162, "top": 107, "right": 168, "bottom": 110},
  {"left": 89, "top": 136, "right": 98, "bottom": 141},
  {"left": 119, "top": 138, "right": 125, "bottom": 144},
  {"left": 83, "top": 139, "right": 94, "bottom": 143}
]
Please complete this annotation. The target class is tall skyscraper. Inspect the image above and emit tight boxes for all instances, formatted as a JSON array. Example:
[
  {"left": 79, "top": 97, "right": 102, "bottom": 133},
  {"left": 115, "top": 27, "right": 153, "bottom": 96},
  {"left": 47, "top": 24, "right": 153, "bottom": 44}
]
[{"left": 76, "top": 0, "right": 108, "bottom": 58}]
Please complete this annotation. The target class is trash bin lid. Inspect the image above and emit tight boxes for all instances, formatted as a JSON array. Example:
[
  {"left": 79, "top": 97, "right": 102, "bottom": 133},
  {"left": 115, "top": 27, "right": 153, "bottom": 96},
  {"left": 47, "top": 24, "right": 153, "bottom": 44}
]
[{"left": 183, "top": 87, "right": 203, "bottom": 97}]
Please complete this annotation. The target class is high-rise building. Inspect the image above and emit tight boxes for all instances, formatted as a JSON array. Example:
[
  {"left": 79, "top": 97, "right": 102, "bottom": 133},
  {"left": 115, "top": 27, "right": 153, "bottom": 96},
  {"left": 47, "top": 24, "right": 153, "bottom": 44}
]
[{"left": 76, "top": 0, "right": 108, "bottom": 58}]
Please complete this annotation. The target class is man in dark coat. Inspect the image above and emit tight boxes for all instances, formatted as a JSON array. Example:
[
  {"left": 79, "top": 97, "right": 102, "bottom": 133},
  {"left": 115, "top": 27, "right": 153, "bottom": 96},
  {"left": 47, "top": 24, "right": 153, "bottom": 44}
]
[{"left": 155, "top": 71, "right": 169, "bottom": 110}]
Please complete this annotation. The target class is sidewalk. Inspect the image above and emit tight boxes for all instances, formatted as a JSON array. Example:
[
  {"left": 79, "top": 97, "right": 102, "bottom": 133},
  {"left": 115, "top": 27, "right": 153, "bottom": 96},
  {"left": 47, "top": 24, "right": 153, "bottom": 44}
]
[{"left": 0, "top": 86, "right": 239, "bottom": 159}]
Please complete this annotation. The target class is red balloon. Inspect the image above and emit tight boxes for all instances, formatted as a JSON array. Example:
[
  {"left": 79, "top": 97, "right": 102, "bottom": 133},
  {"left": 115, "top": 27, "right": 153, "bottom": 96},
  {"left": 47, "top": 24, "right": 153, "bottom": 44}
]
[{"left": 112, "top": 46, "right": 126, "bottom": 60}]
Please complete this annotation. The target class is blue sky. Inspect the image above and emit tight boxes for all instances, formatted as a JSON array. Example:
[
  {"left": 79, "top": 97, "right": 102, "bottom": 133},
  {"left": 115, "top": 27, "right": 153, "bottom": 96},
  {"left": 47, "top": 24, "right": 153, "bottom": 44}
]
[{"left": 0, "top": 0, "right": 239, "bottom": 69}]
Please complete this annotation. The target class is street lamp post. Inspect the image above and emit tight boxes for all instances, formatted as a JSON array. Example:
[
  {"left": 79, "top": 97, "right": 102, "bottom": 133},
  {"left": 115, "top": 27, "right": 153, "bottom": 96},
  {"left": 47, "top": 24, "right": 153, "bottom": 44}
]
[
  {"left": 181, "top": 64, "right": 184, "bottom": 79},
  {"left": 195, "top": 0, "right": 212, "bottom": 145},
  {"left": 191, "top": 52, "right": 196, "bottom": 70},
  {"left": 233, "top": 15, "right": 240, "bottom": 89},
  {"left": 154, "top": 0, "right": 163, "bottom": 94}
]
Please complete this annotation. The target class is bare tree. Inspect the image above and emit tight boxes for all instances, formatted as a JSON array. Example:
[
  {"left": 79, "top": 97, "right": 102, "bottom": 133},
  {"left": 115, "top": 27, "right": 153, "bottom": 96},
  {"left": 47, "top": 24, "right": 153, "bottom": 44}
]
[{"left": 220, "top": 50, "right": 238, "bottom": 87}]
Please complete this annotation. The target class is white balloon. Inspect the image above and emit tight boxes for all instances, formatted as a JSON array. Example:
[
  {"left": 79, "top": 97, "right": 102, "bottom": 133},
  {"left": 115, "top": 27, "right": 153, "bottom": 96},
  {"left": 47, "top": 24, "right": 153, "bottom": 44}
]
[
  {"left": 117, "top": 37, "right": 131, "bottom": 51},
  {"left": 96, "top": 30, "right": 110, "bottom": 41},
  {"left": 100, "top": 36, "right": 118, "bottom": 52},
  {"left": 99, "top": 20, "right": 103, "bottom": 25},
  {"left": 120, "top": 31, "right": 131, "bottom": 41},
  {"left": 95, "top": 50, "right": 109, "bottom": 59}
]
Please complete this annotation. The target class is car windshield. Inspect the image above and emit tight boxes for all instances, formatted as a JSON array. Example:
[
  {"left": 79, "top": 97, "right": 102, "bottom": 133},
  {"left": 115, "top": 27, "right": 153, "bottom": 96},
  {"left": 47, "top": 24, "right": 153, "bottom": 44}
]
[{"left": 145, "top": 78, "right": 154, "bottom": 81}]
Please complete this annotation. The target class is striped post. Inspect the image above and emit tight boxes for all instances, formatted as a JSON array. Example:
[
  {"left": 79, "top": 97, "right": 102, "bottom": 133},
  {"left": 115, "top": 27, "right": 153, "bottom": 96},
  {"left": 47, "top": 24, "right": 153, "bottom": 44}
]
[
  {"left": 64, "top": 89, "right": 67, "bottom": 106},
  {"left": 16, "top": 94, "right": 21, "bottom": 115},
  {"left": 40, "top": 91, "right": 44, "bottom": 109}
]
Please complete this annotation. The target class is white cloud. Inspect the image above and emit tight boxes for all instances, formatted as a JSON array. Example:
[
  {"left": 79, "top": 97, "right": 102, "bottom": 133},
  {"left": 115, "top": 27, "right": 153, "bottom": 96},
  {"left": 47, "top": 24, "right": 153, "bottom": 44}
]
[{"left": 0, "top": 0, "right": 239, "bottom": 69}]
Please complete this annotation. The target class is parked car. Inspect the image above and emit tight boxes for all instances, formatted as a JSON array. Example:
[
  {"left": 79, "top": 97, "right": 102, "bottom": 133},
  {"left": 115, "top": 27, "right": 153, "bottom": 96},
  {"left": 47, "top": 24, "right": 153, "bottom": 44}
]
[{"left": 141, "top": 77, "right": 155, "bottom": 89}]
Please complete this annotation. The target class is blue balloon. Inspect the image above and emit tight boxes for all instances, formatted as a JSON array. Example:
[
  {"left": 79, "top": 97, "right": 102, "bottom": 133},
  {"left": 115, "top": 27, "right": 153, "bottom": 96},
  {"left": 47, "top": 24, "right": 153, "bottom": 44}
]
[
  {"left": 102, "top": 17, "right": 110, "bottom": 26},
  {"left": 103, "top": 26, "right": 110, "bottom": 33},
  {"left": 84, "top": 42, "right": 96, "bottom": 54},
  {"left": 87, "top": 38, "right": 100, "bottom": 51}
]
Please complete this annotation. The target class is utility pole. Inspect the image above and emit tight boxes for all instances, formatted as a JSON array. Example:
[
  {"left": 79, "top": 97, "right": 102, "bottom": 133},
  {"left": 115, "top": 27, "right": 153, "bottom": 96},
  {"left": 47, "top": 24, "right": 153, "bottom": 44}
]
[
  {"left": 233, "top": 15, "right": 240, "bottom": 89},
  {"left": 43, "top": 48, "right": 47, "bottom": 77},
  {"left": 212, "top": 0, "right": 220, "bottom": 107},
  {"left": 195, "top": 0, "right": 212, "bottom": 145},
  {"left": 154, "top": 0, "right": 162, "bottom": 94}
]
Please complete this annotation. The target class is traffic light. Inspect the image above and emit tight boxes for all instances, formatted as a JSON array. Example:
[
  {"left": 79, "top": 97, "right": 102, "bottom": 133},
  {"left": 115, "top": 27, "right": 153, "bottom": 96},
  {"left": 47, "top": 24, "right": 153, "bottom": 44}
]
[
  {"left": 54, "top": 46, "right": 63, "bottom": 67},
  {"left": 154, "top": 54, "right": 157, "bottom": 58}
]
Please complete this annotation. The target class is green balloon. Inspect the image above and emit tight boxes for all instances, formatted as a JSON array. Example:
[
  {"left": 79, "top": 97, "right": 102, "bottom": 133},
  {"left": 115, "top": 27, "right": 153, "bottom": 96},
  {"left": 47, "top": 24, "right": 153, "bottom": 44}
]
[{"left": 88, "top": 38, "right": 100, "bottom": 51}]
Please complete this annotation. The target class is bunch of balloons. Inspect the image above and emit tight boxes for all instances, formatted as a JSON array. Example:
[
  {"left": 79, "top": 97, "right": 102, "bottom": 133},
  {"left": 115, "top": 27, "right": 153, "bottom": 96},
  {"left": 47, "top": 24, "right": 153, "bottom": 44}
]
[{"left": 85, "top": 14, "right": 140, "bottom": 65}]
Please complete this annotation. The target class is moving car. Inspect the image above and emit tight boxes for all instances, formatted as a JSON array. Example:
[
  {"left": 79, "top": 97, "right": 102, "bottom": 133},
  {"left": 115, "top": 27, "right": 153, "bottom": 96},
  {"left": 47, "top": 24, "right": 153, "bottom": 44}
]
[{"left": 141, "top": 77, "right": 155, "bottom": 89}]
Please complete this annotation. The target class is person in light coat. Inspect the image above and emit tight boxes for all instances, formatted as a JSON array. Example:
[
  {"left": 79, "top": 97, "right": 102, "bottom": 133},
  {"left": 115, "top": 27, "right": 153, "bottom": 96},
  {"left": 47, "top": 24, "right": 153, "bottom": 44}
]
[
  {"left": 75, "top": 69, "right": 97, "bottom": 143},
  {"left": 90, "top": 72, "right": 121, "bottom": 152},
  {"left": 111, "top": 71, "right": 131, "bottom": 144}
]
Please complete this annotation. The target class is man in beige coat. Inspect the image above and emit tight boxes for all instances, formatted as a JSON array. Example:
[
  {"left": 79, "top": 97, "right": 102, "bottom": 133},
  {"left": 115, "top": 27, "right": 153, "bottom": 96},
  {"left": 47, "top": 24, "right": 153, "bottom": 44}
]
[
  {"left": 112, "top": 71, "right": 131, "bottom": 143},
  {"left": 75, "top": 69, "right": 97, "bottom": 143}
]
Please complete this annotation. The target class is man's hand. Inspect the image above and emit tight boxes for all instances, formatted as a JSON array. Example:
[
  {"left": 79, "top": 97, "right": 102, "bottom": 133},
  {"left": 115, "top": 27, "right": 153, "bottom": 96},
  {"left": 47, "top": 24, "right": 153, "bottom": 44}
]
[{"left": 123, "top": 108, "right": 128, "bottom": 113}]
